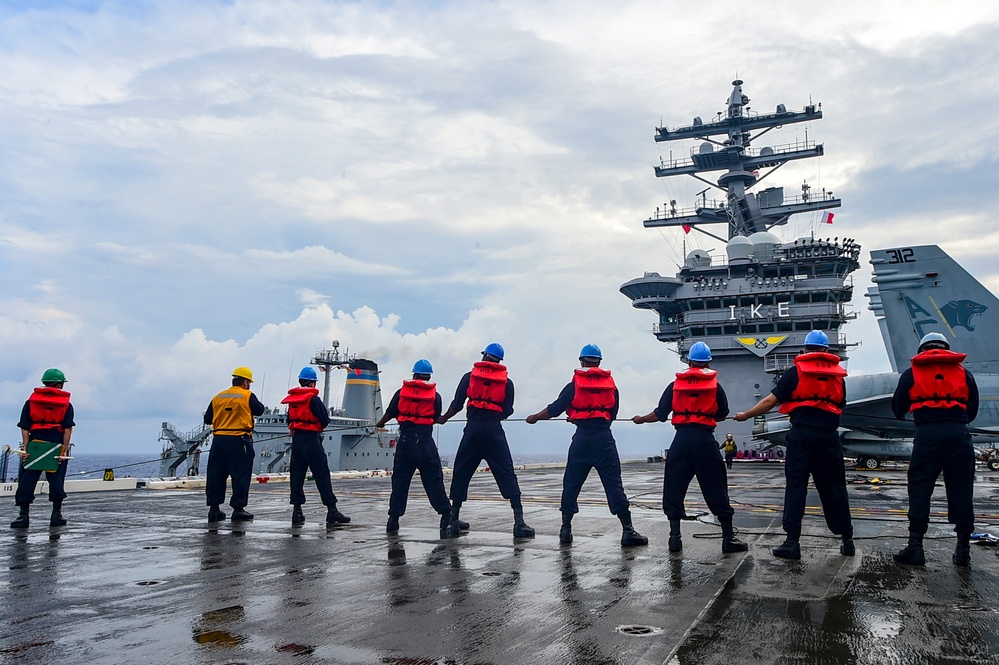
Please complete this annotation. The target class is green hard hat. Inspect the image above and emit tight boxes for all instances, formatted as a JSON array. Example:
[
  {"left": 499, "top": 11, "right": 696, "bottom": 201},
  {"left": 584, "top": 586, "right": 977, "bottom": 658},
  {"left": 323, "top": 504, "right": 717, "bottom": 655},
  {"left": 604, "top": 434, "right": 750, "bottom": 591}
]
[{"left": 41, "top": 368, "right": 66, "bottom": 384}]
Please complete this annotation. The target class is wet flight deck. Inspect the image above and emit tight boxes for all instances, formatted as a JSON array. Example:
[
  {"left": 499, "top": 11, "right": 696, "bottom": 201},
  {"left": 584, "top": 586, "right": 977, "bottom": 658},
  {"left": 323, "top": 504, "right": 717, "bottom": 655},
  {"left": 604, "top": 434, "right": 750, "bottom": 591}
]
[{"left": 3, "top": 461, "right": 998, "bottom": 664}]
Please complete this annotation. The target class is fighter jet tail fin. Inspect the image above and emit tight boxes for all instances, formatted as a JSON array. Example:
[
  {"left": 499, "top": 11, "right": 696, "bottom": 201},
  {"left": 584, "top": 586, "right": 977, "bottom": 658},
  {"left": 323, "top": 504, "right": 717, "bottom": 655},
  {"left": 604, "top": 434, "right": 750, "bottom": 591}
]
[{"left": 868, "top": 245, "right": 999, "bottom": 371}]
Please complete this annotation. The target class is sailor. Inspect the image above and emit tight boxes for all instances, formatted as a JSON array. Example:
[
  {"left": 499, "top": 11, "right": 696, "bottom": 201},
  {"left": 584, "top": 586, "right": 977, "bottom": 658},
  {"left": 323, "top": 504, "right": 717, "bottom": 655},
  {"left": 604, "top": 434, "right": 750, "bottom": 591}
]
[
  {"left": 10, "top": 368, "right": 75, "bottom": 529},
  {"left": 189, "top": 443, "right": 202, "bottom": 477},
  {"left": 203, "top": 366, "right": 265, "bottom": 523},
  {"left": 438, "top": 343, "right": 534, "bottom": 539},
  {"left": 375, "top": 359, "right": 453, "bottom": 537},
  {"left": 891, "top": 332, "right": 979, "bottom": 567},
  {"left": 526, "top": 344, "right": 647, "bottom": 547},
  {"left": 734, "top": 330, "right": 855, "bottom": 559},
  {"left": 721, "top": 433, "right": 738, "bottom": 470},
  {"left": 281, "top": 367, "right": 351, "bottom": 527},
  {"left": 633, "top": 342, "right": 748, "bottom": 554}
]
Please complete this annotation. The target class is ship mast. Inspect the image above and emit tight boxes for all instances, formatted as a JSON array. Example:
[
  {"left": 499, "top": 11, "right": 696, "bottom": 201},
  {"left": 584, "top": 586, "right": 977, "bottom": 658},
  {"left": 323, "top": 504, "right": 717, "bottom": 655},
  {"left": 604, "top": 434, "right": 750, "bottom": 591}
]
[
  {"left": 646, "top": 79, "right": 839, "bottom": 238},
  {"left": 311, "top": 340, "right": 352, "bottom": 408}
]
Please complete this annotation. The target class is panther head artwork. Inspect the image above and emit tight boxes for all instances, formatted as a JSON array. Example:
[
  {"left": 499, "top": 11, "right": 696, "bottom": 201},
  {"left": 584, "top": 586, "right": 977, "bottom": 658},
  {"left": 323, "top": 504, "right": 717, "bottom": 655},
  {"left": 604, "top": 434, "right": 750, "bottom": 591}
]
[{"left": 940, "top": 300, "right": 988, "bottom": 331}]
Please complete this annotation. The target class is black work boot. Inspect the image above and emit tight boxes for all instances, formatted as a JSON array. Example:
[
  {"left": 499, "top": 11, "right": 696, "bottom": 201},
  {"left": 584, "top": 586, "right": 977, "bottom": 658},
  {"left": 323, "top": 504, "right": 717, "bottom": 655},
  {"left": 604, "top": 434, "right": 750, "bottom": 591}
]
[
  {"left": 326, "top": 506, "right": 350, "bottom": 525},
  {"left": 512, "top": 502, "right": 535, "bottom": 539},
  {"left": 230, "top": 508, "right": 254, "bottom": 521},
  {"left": 618, "top": 509, "right": 649, "bottom": 547},
  {"left": 440, "top": 513, "right": 454, "bottom": 539},
  {"left": 386, "top": 515, "right": 400, "bottom": 532},
  {"left": 893, "top": 532, "right": 926, "bottom": 566},
  {"left": 49, "top": 501, "right": 67, "bottom": 527},
  {"left": 840, "top": 533, "right": 856, "bottom": 556},
  {"left": 291, "top": 504, "right": 305, "bottom": 526},
  {"left": 10, "top": 506, "right": 29, "bottom": 529},
  {"left": 559, "top": 513, "right": 573, "bottom": 545},
  {"left": 953, "top": 533, "right": 971, "bottom": 567},
  {"left": 207, "top": 505, "right": 226, "bottom": 522},
  {"left": 719, "top": 514, "right": 748, "bottom": 553},
  {"left": 773, "top": 537, "right": 801, "bottom": 560},
  {"left": 668, "top": 519, "right": 683, "bottom": 552},
  {"left": 447, "top": 504, "right": 462, "bottom": 538}
]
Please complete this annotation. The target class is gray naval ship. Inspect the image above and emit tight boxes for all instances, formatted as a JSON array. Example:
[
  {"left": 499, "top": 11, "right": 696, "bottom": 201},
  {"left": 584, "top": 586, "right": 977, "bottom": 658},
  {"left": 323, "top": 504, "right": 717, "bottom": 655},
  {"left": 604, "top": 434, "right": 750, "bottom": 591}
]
[
  {"left": 621, "top": 79, "right": 858, "bottom": 443},
  {"left": 157, "top": 342, "right": 397, "bottom": 477}
]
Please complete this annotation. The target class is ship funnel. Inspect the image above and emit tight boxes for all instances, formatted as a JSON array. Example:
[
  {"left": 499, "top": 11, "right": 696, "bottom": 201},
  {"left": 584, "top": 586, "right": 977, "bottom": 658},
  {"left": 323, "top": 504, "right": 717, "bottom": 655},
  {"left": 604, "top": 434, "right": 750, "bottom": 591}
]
[{"left": 341, "top": 358, "right": 384, "bottom": 424}]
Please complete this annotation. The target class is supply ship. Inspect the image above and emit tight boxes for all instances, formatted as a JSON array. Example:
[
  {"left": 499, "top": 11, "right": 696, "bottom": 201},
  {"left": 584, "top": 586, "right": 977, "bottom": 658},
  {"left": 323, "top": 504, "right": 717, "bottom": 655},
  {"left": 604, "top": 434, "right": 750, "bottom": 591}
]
[
  {"left": 157, "top": 341, "right": 397, "bottom": 476},
  {"left": 620, "top": 80, "right": 860, "bottom": 441}
]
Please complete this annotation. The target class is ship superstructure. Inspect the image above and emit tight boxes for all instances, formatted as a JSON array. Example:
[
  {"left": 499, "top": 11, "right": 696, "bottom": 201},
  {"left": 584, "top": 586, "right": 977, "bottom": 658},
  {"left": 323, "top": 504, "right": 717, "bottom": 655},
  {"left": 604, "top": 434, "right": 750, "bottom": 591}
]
[
  {"left": 621, "top": 80, "right": 861, "bottom": 441},
  {"left": 158, "top": 342, "right": 397, "bottom": 477}
]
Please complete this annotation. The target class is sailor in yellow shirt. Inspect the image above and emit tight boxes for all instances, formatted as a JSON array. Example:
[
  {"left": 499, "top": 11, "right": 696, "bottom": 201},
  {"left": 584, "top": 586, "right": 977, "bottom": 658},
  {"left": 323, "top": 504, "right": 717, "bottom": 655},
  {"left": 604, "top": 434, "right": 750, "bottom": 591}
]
[
  {"left": 204, "top": 367, "right": 265, "bottom": 523},
  {"left": 720, "top": 433, "right": 738, "bottom": 470}
]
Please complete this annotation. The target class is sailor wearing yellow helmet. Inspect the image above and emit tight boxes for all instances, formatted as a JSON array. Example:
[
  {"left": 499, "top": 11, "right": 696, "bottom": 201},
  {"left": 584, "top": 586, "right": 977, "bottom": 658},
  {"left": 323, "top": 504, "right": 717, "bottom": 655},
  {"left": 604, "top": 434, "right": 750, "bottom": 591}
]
[{"left": 203, "top": 366, "right": 265, "bottom": 523}]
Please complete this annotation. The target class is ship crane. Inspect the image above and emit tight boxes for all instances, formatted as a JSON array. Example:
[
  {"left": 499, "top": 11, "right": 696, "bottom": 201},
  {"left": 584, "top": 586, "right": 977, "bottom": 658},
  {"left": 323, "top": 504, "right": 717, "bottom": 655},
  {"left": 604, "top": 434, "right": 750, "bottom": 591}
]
[{"left": 158, "top": 422, "right": 211, "bottom": 477}]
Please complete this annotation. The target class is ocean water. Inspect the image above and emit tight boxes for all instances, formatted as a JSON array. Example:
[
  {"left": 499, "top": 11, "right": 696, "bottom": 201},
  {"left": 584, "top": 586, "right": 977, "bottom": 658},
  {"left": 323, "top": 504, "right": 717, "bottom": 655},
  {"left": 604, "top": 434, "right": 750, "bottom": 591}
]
[
  {"left": 0, "top": 451, "right": 648, "bottom": 482},
  {"left": 0, "top": 453, "right": 165, "bottom": 483}
]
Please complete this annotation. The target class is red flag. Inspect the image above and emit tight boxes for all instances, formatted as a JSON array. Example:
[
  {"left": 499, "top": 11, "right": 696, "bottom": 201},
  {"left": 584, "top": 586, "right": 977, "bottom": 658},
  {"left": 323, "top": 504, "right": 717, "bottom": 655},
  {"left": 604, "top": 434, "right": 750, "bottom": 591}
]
[
  {"left": 682, "top": 224, "right": 692, "bottom": 234},
  {"left": 821, "top": 212, "right": 834, "bottom": 225}
]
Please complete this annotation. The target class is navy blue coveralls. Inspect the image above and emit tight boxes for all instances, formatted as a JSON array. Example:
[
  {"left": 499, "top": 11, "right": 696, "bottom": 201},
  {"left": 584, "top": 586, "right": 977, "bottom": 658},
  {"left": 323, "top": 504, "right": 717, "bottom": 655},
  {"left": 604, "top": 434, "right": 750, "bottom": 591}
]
[
  {"left": 15, "top": 401, "right": 75, "bottom": 507},
  {"left": 203, "top": 393, "right": 265, "bottom": 510},
  {"left": 289, "top": 394, "right": 339, "bottom": 507},
  {"left": 773, "top": 368, "right": 853, "bottom": 540},
  {"left": 447, "top": 372, "right": 522, "bottom": 504},
  {"left": 654, "top": 382, "right": 735, "bottom": 521},
  {"left": 384, "top": 390, "right": 451, "bottom": 518},
  {"left": 891, "top": 367, "right": 979, "bottom": 536},
  {"left": 547, "top": 382, "right": 629, "bottom": 517}
]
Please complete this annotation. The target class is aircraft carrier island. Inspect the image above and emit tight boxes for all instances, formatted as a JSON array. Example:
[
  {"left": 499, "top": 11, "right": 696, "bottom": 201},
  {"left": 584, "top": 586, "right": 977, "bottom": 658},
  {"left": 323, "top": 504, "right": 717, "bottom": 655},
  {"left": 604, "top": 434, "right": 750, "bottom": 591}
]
[
  {"left": 3, "top": 462, "right": 999, "bottom": 665},
  {"left": 621, "top": 79, "right": 858, "bottom": 446}
]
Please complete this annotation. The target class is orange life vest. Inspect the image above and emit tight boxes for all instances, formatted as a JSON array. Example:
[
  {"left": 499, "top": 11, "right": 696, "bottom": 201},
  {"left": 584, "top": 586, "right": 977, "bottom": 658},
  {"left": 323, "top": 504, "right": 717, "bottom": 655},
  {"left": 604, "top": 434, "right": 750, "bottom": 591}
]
[
  {"left": 671, "top": 367, "right": 719, "bottom": 426},
  {"left": 281, "top": 387, "right": 324, "bottom": 432},
  {"left": 467, "top": 361, "right": 508, "bottom": 412},
  {"left": 778, "top": 352, "right": 847, "bottom": 415},
  {"left": 566, "top": 368, "right": 616, "bottom": 421},
  {"left": 908, "top": 349, "right": 969, "bottom": 411},
  {"left": 398, "top": 380, "right": 437, "bottom": 425},
  {"left": 210, "top": 386, "right": 255, "bottom": 435},
  {"left": 27, "top": 387, "right": 71, "bottom": 433}
]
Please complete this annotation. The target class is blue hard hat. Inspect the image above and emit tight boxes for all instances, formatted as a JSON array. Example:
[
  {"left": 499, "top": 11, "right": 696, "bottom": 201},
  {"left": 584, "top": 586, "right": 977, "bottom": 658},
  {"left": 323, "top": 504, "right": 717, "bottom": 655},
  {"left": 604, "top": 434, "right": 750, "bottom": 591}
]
[
  {"left": 918, "top": 332, "right": 949, "bottom": 351},
  {"left": 299, "top": 366, "right": 318, "bottom": 382},
  {"left": 579, "top": 344, "right": 602, "bottom": 360},
  {"left": 412, "top": 358, "right": 433, "bottom": 375},
  {"left": 688, "top": 341, "right": 712, "bottom": 362},
  {"left": 804, "top": 330, "right": 829, "bottom": 348},
  {"left": 482, "top": 343, "right": 505, "bottom": 361}
]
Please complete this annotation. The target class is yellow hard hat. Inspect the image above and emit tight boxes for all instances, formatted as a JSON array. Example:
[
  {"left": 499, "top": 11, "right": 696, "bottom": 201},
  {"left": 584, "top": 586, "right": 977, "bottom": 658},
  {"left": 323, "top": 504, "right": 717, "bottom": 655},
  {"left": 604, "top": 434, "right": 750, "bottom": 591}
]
[{"left": 232, "top": 366, "right": 253, "bottom": 382}]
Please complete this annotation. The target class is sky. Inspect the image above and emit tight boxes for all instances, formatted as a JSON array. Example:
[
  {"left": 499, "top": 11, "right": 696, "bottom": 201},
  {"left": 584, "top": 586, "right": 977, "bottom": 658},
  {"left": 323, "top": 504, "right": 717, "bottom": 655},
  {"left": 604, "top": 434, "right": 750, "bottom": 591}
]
[{"left": 1, "top": 0, "right": 998, "bottom": 457}]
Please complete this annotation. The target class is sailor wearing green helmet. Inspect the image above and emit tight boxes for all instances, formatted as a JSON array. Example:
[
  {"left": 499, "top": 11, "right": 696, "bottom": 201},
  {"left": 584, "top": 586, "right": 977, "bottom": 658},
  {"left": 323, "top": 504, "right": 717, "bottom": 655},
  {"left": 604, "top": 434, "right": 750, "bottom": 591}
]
[{"left": 11, "top": 368, "right": 75, "bottom": 529}]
